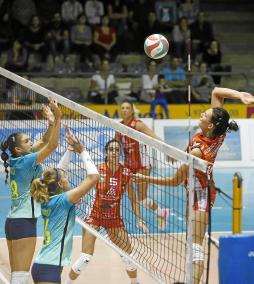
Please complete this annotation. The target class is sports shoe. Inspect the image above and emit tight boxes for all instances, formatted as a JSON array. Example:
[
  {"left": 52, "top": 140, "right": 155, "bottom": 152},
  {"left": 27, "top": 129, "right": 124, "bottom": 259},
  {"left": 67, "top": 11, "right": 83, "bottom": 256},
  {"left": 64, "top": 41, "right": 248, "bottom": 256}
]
[{"left": 157, "top": 208, "right": 170, "bottom": 230}]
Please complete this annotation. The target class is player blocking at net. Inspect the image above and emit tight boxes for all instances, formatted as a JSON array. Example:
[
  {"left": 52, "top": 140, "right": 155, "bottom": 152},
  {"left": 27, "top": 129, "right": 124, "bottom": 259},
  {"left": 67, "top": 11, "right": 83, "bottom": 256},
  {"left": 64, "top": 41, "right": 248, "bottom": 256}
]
[
  {"left": 67, "top": 139, "right": 148, "bottom": 284},
  {"left": 30, "top": 126, "right": 99, "bottom": 284},
  {"left": 0, "top": 98, "right": 61, "bottom": 284},
  {"left": 116, "top": 101, "right": 170, "bottom": 230},
  {"left": 133, "top": 87, "right": 254, "bottom": 284}
]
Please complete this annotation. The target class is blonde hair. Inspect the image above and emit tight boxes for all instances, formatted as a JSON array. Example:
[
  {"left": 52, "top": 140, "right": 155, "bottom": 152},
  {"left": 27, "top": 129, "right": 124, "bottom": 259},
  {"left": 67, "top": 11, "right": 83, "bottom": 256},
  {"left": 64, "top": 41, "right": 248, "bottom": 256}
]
[{"left": 31, "top": 168, "right": 58, "bottom": 203}]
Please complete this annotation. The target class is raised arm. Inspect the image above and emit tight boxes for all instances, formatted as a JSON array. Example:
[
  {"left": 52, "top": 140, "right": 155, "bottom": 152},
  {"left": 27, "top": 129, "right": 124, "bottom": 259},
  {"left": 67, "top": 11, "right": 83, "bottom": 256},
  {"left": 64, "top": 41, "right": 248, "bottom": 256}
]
[
  {"left": 35, "top": 99, "right": 61, "bottom": 165},
  {"left": 135, "top": 120, "right": 161, "bottom": 140},
  {"left": 211, "top": 87, "right": 254, "bottom": 108},
  {"left": 67, "top": 149, "right": 99, "bottom": 204}
]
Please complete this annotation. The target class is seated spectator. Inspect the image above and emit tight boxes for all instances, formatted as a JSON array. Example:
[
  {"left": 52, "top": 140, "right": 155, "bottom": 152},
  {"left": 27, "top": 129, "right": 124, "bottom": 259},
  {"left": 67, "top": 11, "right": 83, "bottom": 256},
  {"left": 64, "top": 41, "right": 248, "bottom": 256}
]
[
  {"left": 190, "top": 11, "right": 214, "bottom": 59},
  {"left": 172, "top": 17, "right": 191, "bottom": 60},
  {"left": 151, "top": 74, "right": 171, "bottom": 119},
  {"left": 141, "top": 12, "right": 164, "bottom": 39},
  {"left": 47, "top": 13, "right": 70, "bottom": 62},
  {"left": 93, "top": 16, "right": 117, "bottom": 61},
  {"left": 140, "top": 61, "right": 158, "bottom": 103},
  {"left": 36, "top": 0, "right": 61, "bottom": 25},
  {"left": 61, "top": 0, "right": 83, "bottom": 27},
  {"left": 191, "top": 62, "right": 215, "bottom": 103},
  {"left": 88, "top": 59, "right": 118, "bottom": 104},
  {"left": 84, "top": 0, "right": 104, "bottom": 27},
  {"left": 107, "top": 0, "right": 128, "bottom": 27},
  {"left": 0, "top": 0, "right": 12, "bottom": 53},
  {"left": 155, "top": 0, "right": 177, "bottom": 27},
  {"left": 161, "top": 57, "right": 187, "bottom": 104},
  {"left": 24, "top": 15, "right": 46, "bottom": 61},
  {"left": 203, "top": 40, "right": 224, "bottom": 84},
  {"left": 70, "top": 14, "right": 93, "bottom": 65},
  {"left": 5, "top": 40, "right": 28, "bottom": 72},
  {"left": 178, "top": 0, "right": 199, "bottom": 24}
]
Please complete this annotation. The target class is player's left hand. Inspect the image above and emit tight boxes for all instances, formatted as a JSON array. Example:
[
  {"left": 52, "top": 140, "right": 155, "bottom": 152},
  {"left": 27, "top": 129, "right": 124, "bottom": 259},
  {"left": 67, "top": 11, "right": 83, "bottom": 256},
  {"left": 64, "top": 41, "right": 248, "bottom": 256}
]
[
  {"left": 136, "top": 219, "right": 149, "bottom": 233},
  {"left": 42, "top": 104, "right": 55, "bottom": 125}
]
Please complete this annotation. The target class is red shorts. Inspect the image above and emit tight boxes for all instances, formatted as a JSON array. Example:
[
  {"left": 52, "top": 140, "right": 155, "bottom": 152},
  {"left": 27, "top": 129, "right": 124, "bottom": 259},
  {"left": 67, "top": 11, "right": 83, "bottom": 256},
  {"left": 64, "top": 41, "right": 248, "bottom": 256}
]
[
  {"left": 85, "top": 215, "right": 125, "bottom": 229},
  {"left": 191, "top": 188, "right": 216, "bottom": 212}
]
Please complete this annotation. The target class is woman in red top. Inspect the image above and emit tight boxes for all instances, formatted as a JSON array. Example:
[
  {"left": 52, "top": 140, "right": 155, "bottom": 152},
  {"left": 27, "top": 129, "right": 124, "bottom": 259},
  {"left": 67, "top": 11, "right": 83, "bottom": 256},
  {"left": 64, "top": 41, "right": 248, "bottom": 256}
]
[
  {"left": 133, "top": 87, "right": 254, "bottom": 284},
  {"left": 94, "top": 15, "right": 116, "bottom": 60},
  {"left": 67, "top": 139, "right": 147, "bottom": 284},
  {"left": 116, "top": 101, "right": 170, "bottom": 231}
]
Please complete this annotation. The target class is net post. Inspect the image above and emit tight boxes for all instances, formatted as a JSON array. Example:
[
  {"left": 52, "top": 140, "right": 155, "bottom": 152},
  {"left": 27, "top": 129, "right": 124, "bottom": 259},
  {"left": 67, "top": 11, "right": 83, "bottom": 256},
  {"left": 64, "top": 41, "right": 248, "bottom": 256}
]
[
  {"left": 186, "top": 155, "right": 195, "bottom": 284},
  {"left": 232, "top": 172, "right": 243, "bottom": 234}
]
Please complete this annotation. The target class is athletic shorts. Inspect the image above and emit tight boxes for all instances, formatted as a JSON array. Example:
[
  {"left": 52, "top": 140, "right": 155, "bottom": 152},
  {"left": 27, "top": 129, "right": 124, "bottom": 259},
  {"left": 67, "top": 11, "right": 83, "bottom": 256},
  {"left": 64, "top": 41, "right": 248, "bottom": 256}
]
[
  {"left": 32, "top": 263, "right": 63, "bottom": 283},
  {"left": 5, "top": 218, "right": 37, "bottom": 240},
  {"left": 85, "top": 216, "right": 125, "bottom": 229},
  {"left": 191, "top": 189, "right": 216, "bottom": 212}
]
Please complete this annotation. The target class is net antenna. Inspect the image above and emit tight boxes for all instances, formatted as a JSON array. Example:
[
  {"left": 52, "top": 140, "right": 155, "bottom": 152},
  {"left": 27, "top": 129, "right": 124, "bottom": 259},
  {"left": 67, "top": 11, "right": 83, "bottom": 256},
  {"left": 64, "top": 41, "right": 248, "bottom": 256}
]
[{"left": 0, "top": 67, "right": 208, "bottom": 284}]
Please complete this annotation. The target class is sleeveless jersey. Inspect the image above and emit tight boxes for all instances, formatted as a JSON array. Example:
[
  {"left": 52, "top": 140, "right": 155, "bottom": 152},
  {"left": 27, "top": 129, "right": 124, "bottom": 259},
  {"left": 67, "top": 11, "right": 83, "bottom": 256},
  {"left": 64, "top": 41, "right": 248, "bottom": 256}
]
[
  {"left": 119, "top": 118, "right": 150, "bottom": 171},
  {"left": 8, "top": 152, "right": 42, "bottom": 218}
]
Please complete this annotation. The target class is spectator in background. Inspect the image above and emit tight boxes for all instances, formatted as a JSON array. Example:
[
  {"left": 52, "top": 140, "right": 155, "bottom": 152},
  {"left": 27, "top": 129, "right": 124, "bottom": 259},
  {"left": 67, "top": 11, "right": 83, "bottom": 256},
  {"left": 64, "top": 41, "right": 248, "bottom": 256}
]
[
  {"left": 24, "top": 15, "right": 47, "bottom": 61},
  {"left": 172, "top": 17, "right": 190, "bottom": 60},
  {"left": 203, "top": 40, "right": 223, "bottom": 84},
  {"left": 47, "top": 13, "right": 70, "bottom": 62},
  {"left": 155, "top": 0, "right": 177, "bottom": 27},
  {"left": 140, "top": 61, "right": 158, "bottom": 103},
  {"left": 141, "top": 12, "right": 163, "bottom": 40},
  {"left": 94, "top": 16, "right": 117, "bottom": 61},
  {"left": 178, "top": 0, "right": 199, "bottom": 24},
  {"left": 11, "top": 0, "right": 36, "bottom": 38},
  {"left": 35, "top": 0, "right": 61, "bottom": 25},
  {"left": 61, "top": 0, "right": 83, "bottom": 27},
  {"left": 161, "top": 57, "right": 187, "bottom": 104},
  {"left": 0, "top": 0, "right": 12, "bottom": 53},
  {"left": 150, "top": 74, "right": 171, "bottom": 119},
  {"left": 84, "top": 0, "right": 104, "bottom": 27},
  {"left": 70, "top": 14, "right": 93, "bottom": 66},
  {"left": 88, "top": 59, "right": 118, "bottom": 104},
  {"left": 190, "top": 11, "right": 214, "bottom": 59},
  {"left": 191, "top": 62, "right": 215, "bottom": 103},
  {"left": 5, "top": 40, "right": 28, "bottom": 72}
]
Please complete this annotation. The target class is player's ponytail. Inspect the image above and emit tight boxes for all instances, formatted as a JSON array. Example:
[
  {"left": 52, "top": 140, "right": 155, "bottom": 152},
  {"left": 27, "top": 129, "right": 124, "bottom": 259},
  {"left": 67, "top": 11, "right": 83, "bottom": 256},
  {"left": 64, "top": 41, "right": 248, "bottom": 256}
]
[
  {"left": 228, "top": 120, "right": 239, "bottom": 132},
  {"left": 0, "top": 141, "right": 9, "bottom": 184}
]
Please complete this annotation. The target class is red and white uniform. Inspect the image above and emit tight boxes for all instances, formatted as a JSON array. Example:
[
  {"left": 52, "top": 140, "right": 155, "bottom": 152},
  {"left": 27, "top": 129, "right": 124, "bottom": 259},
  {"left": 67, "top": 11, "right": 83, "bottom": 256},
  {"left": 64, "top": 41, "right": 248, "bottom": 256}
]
[
  {"left": 186, "top": 132, "right": 225, "bottom": 212},
  {"left": 85, "top": 162, "right": 131, "bottom": 228},
  {"left": 119, "top": 118, "right": 151, "bottom": 172}
]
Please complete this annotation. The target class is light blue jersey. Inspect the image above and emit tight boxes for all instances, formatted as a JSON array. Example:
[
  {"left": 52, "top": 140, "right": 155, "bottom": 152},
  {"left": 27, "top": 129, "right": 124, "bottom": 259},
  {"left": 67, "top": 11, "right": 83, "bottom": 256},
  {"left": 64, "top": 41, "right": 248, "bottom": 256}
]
[
  {"left": 35, "top": 193, "right": 75, "bottom": 266},
  {"left": 8, "top": 152, "right": 42, "bottom": 218}
]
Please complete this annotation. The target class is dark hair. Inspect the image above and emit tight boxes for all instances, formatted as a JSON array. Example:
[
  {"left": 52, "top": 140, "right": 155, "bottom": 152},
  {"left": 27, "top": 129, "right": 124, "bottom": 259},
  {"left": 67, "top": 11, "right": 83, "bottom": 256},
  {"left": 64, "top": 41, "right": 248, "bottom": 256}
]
[
  {"left": 211, "top": 107, "right": 239, "bottom": 137},
  {"left": 158, "top": 74, "right": 165, "bottom": 80},
  {"left": 0, "top": 133, "right": 23, "bottom": 183},
  {"left": 105, "top": 139, "right": 122, "bottom": 161}
]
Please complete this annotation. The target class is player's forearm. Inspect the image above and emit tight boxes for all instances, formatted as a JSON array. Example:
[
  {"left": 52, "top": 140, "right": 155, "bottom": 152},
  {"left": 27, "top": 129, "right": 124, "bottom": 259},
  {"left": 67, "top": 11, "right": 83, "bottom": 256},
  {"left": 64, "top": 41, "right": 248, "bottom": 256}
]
[{"left": 212, "top": 87, "right": 242, "bottom": 101}]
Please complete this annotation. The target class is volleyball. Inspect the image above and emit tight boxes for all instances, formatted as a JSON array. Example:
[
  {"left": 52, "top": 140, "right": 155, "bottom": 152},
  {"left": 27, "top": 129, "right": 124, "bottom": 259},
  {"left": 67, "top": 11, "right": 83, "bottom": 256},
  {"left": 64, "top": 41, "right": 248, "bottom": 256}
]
[{"left": 144, "top": 34, "right": 169, "bottom": 59}]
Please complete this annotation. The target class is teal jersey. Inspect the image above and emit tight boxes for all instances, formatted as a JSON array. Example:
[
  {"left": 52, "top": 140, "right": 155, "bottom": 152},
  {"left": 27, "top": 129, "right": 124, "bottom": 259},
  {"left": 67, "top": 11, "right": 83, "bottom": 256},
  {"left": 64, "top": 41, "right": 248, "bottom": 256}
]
[
  {"left": 35, "top": 193, "right": 75, "bottom": 266},
  {"left": 8, "top": 152, "right": 42, "bottom": 218}
]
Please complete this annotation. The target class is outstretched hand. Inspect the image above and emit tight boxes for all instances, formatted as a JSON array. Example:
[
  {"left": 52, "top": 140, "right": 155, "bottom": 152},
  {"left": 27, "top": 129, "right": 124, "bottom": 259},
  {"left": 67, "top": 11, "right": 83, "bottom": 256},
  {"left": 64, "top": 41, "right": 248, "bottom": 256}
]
[
  {"left": 48, "top": 97, "right": 62, "bottom": 120},
  {"left": 64, "top": 124, "right": 84, "bottom": 153},
  {"left": 42, "top": 104, "right": 55, "bottom": 125},
  {"left": 240, "top": 92, "right": 254, "bottom": 104},
  {"left": 136, "top": 219, "right": 149, "bottom": 233},
  {"left": 132, "top": 173, "right": 148, "bottom": 183}
]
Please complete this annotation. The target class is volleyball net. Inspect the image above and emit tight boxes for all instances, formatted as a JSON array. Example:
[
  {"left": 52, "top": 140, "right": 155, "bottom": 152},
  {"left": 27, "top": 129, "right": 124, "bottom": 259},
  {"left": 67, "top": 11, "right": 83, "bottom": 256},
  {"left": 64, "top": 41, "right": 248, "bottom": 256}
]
[{"left": 0, "top": 67, "right": 210, "bottom": 284}]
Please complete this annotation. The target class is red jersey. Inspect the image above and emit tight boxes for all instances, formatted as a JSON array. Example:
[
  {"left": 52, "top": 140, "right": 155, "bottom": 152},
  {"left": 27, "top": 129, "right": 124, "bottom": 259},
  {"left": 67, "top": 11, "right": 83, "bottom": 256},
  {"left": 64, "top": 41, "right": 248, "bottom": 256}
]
[
  {"left": 119, "top": 118, "right": 150, "bottom": 172},
  {"left": 86, "top": 162, "right": 131, "bottom": 228},
  {"left": 186, "top": 132, "right": 225, "bottom": 211}
]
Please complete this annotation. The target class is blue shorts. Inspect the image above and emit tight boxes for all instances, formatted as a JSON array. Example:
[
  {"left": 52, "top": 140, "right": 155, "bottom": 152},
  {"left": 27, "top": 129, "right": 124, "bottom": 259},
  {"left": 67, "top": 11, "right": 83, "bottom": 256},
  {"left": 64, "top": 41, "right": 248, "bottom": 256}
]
[
  {"left": 32, "top": 263, "right": 63, "bottom": 283},
  {"left": 5, "top": 218, "right": 37, "bottom": 240}
]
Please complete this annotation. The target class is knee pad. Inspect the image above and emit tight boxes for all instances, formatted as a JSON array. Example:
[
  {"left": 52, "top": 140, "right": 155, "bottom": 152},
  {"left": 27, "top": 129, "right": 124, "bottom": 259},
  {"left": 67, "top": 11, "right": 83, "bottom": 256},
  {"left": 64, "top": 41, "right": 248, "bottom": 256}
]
[
  {"left": 192, "top": 243, "right": 204, "bottom": 262},
  {"left": 11, "top": 271, "right": 30, "bottom": 284},
  {"left": 140, "top": 197, "right": 154, "bottom": 209},
  {"left": 121, "top": 255, "right": 136, "bottom": 272},
  {"left": 72, "top": 253, "right": 92, "bottom": 275}
]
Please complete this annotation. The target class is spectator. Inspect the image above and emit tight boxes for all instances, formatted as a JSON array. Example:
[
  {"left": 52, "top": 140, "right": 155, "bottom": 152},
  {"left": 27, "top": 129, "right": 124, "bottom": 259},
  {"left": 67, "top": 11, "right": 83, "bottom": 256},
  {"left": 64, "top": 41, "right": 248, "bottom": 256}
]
[
  {"left": 61, "top": 0, "right": 83, "bottom": 26},
  {"left": 93, "top": 15, "right": 117, "bottom": 61},
  {"left": 84, "top": 0, "right": 104, "bottom": 27},
  {"left": 11, "top": 0, "right": 36, "bottom": 38},
  {"left": 88, "top": 59, "right": 118, "bottom": 104},
  {"left": 24, "top": 15, "right": 46, "bottom": 61},
  {"left": 150, "top": 74, "right": 171, "bottom": 119},
  {"left": 0, "top": 0, "right": 12, "bottom": 53},
  {"left": 107, "top": 0, "right": 128, "bottom": 29},
  {"left": 35, "top": 0, "right": 61, "bottom": 25},
  {"left": 5, "top": 40, "right": 28, "bottom": 72},
  {"left": 141, "top": 12, "right": 164, "bottom": 39},
  {"left": 172, "top": 17, "right": 190, "bottom": 60},
  {"left": 47, "top": 13, "right": 70, "bottom": 62},
  {"left": 191, "top": 62, "right": 215, "bottom": 103},
  {"left": 190, "top": 11, "right": 214, "bottom": 58},
  {"left": 203, "top": 40, "right": 223, "bottom": 84},
  {"left": 70, "top": 14, "right": 93, "bottom": 65},
  {"left": 161, "top": 57, "right": 187, "bottom": 104},
  {"left": 178, "top": 0, "right": 199, "bottom": 24},
  {"left": 140, "top": 61, "right": 158, "bottom": 103},
  {"left": 155, "top": 0, "right": 177, "bottom": 26}
]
